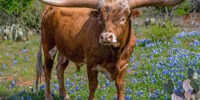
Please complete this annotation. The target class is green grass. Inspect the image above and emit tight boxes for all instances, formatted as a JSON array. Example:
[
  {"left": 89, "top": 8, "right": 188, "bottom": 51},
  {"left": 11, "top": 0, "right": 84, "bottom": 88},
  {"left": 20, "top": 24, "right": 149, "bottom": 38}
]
[{"left": 0, "top": 31, "right": 200, "bottom": 100}]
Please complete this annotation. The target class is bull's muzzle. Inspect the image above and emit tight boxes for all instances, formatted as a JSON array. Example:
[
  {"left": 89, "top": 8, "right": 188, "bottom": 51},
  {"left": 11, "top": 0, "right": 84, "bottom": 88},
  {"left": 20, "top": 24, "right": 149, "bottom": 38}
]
[{"left": 99, "top": 33, "right": 117, "bottom": 45}]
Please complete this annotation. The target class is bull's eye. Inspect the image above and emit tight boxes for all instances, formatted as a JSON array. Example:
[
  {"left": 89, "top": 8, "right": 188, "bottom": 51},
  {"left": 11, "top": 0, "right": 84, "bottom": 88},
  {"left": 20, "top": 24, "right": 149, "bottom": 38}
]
[{"left": 119, "top": 16, "right": 126, "bottom": 25}]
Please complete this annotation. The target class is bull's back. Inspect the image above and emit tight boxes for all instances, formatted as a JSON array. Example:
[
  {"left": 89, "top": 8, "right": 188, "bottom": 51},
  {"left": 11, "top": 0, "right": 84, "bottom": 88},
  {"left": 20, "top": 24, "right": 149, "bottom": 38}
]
[{"left": 42, "top": 6, "right": 98, "bottom": 63}]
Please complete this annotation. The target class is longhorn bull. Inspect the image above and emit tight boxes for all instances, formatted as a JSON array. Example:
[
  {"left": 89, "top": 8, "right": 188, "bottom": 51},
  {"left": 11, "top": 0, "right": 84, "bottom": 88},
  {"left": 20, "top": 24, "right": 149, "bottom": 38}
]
[{"left": 36, "top": 0, "right": 184, "bottom": 100}]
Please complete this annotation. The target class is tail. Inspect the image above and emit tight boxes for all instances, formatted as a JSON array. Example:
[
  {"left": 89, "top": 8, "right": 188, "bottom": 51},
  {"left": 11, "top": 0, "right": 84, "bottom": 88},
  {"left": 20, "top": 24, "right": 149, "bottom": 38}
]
[
  {"left": 35, "top": 32, "right": 44, "bottom": 95},
  {"left": 35, "top": 6, "right": 50, "bottom": 94}
]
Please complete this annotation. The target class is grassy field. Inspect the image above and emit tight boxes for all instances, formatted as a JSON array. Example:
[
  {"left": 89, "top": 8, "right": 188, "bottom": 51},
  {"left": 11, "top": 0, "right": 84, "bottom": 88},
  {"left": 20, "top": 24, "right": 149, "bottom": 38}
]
[{"left": 0, "top": 30, "right": 200, "bottom": 100}]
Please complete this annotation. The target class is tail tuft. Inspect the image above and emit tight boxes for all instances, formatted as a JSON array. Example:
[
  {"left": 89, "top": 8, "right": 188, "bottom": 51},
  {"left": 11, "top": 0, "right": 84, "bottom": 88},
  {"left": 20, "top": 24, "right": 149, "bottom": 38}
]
[{"left": 35, "top": 37, "right": 44, "bottom": 95}]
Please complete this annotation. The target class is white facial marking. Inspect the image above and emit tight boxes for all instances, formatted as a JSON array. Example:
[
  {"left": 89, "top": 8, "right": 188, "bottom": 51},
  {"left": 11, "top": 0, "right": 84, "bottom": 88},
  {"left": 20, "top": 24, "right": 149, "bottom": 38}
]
[
  {"left": 94, "top": 65, "right": 113, "bottom": 81},
  {"left": 100, "top": 32, "right": 117, "bottom": 44}
]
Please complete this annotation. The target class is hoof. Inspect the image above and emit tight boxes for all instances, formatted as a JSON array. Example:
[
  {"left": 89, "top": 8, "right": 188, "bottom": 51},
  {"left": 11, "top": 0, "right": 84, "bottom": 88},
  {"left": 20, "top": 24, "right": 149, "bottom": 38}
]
[
  {"left": 64, "top": 94, "right": 69, "bottom": 100},
  {"left": 45, "top": 97, "right": 53, "bottom": 100},
  {"left": 45, "top": 94, "right": 53, "bottom": 100}
]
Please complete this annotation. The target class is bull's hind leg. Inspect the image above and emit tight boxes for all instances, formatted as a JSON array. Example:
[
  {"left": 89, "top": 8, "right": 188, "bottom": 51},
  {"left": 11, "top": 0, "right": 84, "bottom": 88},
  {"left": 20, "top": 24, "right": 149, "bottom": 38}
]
[
  {"left": 56, "top": 54, "right": 69, "bottom": 99},
  {"left": 44, "top": 55, "right": 55, "bottom": 100},
  {"left": 43, "top": 44, "right": 57, "bottom": 100},
  {"left": 87, "top": 64, "right": 98, "bottom": 100}
]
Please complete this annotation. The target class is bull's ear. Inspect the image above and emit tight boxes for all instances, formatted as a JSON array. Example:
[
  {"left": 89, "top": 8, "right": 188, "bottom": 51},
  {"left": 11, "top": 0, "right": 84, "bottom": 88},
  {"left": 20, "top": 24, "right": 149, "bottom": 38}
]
[
  {"left": 90, "top": 11, "right": 100, "bottom": 18},
  {"left": 130, "top": 10, "right": 141, "bottom": 18}
]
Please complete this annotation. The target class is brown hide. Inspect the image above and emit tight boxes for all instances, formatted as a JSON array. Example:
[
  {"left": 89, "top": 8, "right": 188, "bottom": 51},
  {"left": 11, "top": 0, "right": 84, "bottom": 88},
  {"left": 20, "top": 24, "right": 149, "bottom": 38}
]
[{"left": 41, "top": 6, "right": 136, "bottom": 100}]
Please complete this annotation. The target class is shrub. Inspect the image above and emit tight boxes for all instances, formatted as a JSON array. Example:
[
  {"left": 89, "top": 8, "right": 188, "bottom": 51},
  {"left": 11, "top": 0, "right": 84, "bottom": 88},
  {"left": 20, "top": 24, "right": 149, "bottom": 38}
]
[
  {"left": 0, "top": 24, "right": 33, "bottom": 42},
  {"left": 146, "top": 20, "right": 182, "bottom": 42}
]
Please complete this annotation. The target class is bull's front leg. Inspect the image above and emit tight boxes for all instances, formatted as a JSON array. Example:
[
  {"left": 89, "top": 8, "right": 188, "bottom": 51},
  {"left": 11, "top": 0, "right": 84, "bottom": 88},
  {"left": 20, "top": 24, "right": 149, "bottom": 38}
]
[
  {"left": 115, "top": 64, "right": 128, "bottom": 100},
  {"left": 87, "top": 65, "right": 98, "bottom": 100}
]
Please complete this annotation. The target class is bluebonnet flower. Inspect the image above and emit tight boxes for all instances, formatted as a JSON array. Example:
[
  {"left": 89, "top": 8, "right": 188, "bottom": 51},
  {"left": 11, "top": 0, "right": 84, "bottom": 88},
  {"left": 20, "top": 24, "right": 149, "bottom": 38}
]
[
  {"left": 13, "top": 59, "right": 17, "bottom": 65},
  {"left": 104, "top": 94, "right": 107, "bottom": 98},
  {"left": 102, "top": 84, "right": 105, "bottom": 88},
  {"left": 164, "top": 95, "right": 168, "bottom": 100},
  {"left": 100, "top": 96, "right": 104, "bottom": 100},
  {"left": 52, "top": 90, "right": 55, "bottom": 97},
  {"left": 65, "top": 85, "right": 69, "bottom": 90},
  {"left": 131, "top": 78, "right": 137, "bottom": 83},
  {"left": 26, "top": 96, "right": 31, "bottom": 100},
  {"left": 80, "top": 86, "right": 83, "bottom": 90},
  {"left": 12, "top": 80, "right": 15, "bottom": 88},
  {"left": 31, "top": 88, "right": 33, "bottom": 92},
  {"left": 76, "top": 85, "right": 79, "bottom": 91},
  {"left": 55, "top": 84, "right": 58, "bottom": 90},
  {"left": 106, "top": 80, "right": 109, "bottom": 87},
  {"left": 139, "top": 90, "right": 144, "bottom": 96},
  {"left": 2, "top": 64, "right": 6, "bottom": 69},
  {"left": 71, "top": 83, "right": 74, "bottom": 87},
  {"left": 78, "top": 95, "right": 81, "bottom": 100},
  {"left": 11, "top": 95, "right": 15, "bottom": 99},
  {"left": 22, "top": 49, "right": 27, "bottom": 53},
  {"left": 26, "top": 56, "right": 29, "bottom": 61},
  {"left": 66, "top": 78, "right": 69, "bottom": 85},
  {"left": 79, "top": 81, "right": 83, "bottom": 85},
  {"left": 125, "top": 95, "right": 131, "bottom": 100},
  {"left": 23, "top": 89, "right": 26, "bottom": 94},
  {"left": 9, "top": 85, "right": 11, "bottom": 88},
  {"left": 69, "top": 89, "right": 73, "bottom": 94},
  {"left": 74, "top": 74, "right": 77, "bottom": 79}
]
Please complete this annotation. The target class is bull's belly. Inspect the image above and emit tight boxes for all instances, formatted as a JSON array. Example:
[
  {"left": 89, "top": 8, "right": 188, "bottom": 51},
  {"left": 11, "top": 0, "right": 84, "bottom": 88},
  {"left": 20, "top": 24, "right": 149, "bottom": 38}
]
[
  {"left": 65, "top": 53, "right": 85, "bottom": 63},
  {"left": 56, "top": 44, "right": 85, "bottom": 63}
]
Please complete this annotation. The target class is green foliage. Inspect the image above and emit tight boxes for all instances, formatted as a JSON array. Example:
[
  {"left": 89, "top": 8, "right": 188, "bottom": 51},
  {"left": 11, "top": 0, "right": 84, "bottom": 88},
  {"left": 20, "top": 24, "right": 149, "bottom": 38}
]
[
  {"left": 153, "top": 0, "right": 197, "bottom": 17},
  {"left": 146, "top": 21, "right": 181, "bottom": 42},
  {"left": 19, "top": 1, "right": 44, "bottom": 30},
  {"left": 0, "top": 0, "right": 35, "bottom": 15},
  {"left": 174, "top": 0, "right": 190, "bottom": 16}
]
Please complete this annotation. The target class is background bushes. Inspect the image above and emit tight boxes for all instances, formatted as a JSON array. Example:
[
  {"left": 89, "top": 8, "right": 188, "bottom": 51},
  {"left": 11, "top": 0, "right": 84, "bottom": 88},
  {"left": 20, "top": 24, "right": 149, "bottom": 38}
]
[
  {"left": 0, "top": 0, "right": 199, "bottom": 42},
  {"left": 0, "top": 0, "right": 44, "bottom": 41},
  {"left": 0, "top": 0, "right": 44, "bottom": 30}
]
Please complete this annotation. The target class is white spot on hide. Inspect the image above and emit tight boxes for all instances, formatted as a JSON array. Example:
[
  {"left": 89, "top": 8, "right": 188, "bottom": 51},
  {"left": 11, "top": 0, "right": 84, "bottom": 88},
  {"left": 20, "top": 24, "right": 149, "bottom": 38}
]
[{"left": 48, "top": 46, "right": 57, "bottom": 60}]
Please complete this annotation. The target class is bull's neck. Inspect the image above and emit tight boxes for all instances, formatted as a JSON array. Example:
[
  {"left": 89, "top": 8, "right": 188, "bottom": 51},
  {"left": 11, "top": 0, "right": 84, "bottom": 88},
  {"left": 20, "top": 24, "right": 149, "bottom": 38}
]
[
  {"left": 119, "top": 19, "right": 132, "bottom": 52},
  {"left": 111, "top": 19, "right": 132, "bottom": 58}
]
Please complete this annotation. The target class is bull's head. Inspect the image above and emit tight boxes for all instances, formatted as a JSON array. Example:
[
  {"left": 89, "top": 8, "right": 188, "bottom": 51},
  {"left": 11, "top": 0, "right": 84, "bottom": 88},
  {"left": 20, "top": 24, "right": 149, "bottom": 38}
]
[
  {"left": 39, "top": 0, "right": 184, "bottom": 46},
  {"left": 91, "top": 1, "right": 141, "bottom": 46}
]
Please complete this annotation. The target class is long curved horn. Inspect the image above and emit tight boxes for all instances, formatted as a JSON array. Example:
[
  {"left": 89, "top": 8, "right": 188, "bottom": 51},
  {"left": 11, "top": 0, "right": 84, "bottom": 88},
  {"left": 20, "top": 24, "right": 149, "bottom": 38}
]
[
  {"left": 129, "top": 0, "right": 184, "bottom": 9},
  {"left": 39, "top": 0, "right": 99, "bottom": 9}
]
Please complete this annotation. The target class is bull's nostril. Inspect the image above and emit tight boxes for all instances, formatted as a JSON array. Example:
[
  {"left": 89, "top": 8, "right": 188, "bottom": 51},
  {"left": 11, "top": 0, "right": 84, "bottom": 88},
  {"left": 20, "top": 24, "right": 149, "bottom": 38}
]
[{"left": 108, "top": 35, "right": 113, "bottom": 40}]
